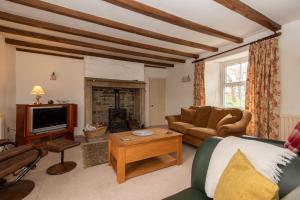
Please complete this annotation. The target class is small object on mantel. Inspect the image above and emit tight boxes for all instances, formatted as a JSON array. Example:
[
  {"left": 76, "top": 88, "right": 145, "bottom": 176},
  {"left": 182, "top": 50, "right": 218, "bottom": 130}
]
[
  {"left": 48, "top": 100, "right": 54, "bottom": 104},
  {"left": 166, "top": 131, "right": 173, "bottom": 134}
]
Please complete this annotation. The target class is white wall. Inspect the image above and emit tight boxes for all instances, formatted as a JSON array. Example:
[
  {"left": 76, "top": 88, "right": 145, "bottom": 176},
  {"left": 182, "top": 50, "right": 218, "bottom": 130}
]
[
  {"left": 166, "top": 61, "right": 194, "bottom": 115},
  {"left": 280, "top": 18, "right": 300, "bottom": 115},
  {"left": 144, "top": 67, "right": 168, "bottom": 126},
  {"left": 0, "top": 34, "right": 16, "bottom": 139},
  {"left": 16, "top": 51, "right": 85, "bottom": 135},
  {"left": 85, "top": 56, "right": 145, "bottom": 81},
  {"left": 205, "top": 62, "right": 221, "bottom": 107},
  {"left": 165, "top": 60, "right": 222, "bottom": 115}
]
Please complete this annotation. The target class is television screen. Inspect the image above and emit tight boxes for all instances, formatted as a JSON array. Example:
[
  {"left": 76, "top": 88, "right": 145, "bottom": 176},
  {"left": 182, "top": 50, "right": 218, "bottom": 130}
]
[{"left": 32, "top": 106, "right": 68, "bottom": 133}]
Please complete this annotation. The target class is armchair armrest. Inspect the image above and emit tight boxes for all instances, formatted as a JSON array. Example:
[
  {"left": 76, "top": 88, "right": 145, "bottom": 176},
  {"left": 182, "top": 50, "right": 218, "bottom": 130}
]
[
  {"left": 0, "top": 139, "right": 16, "bottom": 147},
  {"left": 165, "top": 115, "right": 181, "bottom": 126},
  {"left": 281, "top": 186, "right": 300, "bottom": 200},
  {"left": 217, "top": 111, "right": 252, "bottom": 137},
  {"left": 0, "top": 144, "right": 34, "bottom": 162}
]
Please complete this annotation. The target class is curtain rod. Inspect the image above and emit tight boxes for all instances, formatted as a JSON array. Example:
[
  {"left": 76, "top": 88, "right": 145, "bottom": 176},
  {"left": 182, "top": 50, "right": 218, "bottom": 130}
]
[{"left": 192, "top": 32, "right": 282, "bottom": 64}]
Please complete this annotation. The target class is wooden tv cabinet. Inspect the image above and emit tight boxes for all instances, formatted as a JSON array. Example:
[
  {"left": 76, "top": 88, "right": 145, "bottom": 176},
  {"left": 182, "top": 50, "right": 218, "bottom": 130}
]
[{"left": 16, "top": 104, "right": 77, "bottom": 147}]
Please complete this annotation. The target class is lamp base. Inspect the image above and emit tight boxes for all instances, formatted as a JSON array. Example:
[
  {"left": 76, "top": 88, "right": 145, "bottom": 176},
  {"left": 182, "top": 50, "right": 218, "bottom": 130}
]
[{"left": 34, "top": 95, "right": 42, "bottom": 105}]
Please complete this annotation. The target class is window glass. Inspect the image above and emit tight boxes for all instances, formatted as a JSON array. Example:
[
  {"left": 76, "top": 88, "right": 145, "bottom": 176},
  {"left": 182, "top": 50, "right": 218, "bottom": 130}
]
[
  {"left": 225, "top": 64, "right": 241, "bottom": 83},
  {"left": 222, "top": 59, "right": 248, "bottom": 109}
]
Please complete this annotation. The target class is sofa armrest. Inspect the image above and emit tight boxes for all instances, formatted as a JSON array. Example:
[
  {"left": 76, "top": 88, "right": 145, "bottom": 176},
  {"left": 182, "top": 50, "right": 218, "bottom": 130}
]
[
  {"left": 217, "top": 111, "right": 252, "bottom": 137},
  {"left": 165, "top": 115, "right": 181, "bottom": 127}
]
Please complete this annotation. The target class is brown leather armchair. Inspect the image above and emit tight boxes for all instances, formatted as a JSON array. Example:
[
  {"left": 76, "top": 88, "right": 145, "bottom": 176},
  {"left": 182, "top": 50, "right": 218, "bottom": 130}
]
[{"left": 0, "top": 139, "right": 43, "bottom": 200}]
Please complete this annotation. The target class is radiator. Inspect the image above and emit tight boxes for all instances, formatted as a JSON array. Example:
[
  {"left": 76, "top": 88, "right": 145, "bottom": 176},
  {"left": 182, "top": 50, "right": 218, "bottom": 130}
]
[
  {"left": 0, "top": 114, "right": 5, "bottom": 140},
  {"left": 279, "top": 115, "right": 300, "bottom": 140}
]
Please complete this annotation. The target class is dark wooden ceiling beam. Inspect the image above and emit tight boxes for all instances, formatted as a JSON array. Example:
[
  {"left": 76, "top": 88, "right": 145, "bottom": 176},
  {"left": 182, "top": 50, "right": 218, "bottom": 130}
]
[
  {"left": 16, "top": 48, "right": 84, "bottom": 60},
  {"left": 144, "top": 65, "right": 166, "bottom": 69},
  {"left": 103, "top": 0, "right": 243, "bottom": 43},
  {"left": 7, "top": 0, "right": 218, "bottom": 51},
  {"left": 0, "top": 11, "right": 198, "bottom": 58},
  {"left": 214, "top": 0, "right": 281, "bottom": 32},
  {"left": 5, "top": 38, "right": 174, "bottom": 68},
  {"left": 0, "top": 25, "right": 185, "bottom": 63}
]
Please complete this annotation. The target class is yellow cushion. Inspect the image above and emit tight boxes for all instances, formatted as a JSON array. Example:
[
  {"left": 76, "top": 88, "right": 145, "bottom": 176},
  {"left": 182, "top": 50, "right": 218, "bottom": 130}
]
[{"left": 214, "top": 149, "right": 279, "bottom": 200}]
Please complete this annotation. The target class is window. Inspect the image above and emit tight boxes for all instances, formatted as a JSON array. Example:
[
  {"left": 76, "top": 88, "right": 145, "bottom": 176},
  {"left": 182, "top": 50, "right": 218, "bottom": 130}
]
[{"left": 221, "top": 58, "right": 248, "bottom": 109}]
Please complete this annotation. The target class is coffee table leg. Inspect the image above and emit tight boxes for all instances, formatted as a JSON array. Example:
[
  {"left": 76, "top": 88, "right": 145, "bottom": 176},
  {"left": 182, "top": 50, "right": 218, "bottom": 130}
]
[
  {"left": 177, "top": 137, "right": 182, "bottom": 165},
  {"left": 108, "top": 138, "right": 111, "bottom": 166},
  {"left": 117, "top": 147, "right": 126, "bottom": 183}
]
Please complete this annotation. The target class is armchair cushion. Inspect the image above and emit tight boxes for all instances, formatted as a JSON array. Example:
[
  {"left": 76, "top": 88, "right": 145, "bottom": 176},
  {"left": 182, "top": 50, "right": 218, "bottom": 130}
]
[
  {"left": 0, "top": 149, "right": 39, "bottom": 178},
  {"left": 0, "top": 144, "right": 33, "bottom": 162},
  {"left": 181, "top": 108, "right": 195, "bottom": 124}
]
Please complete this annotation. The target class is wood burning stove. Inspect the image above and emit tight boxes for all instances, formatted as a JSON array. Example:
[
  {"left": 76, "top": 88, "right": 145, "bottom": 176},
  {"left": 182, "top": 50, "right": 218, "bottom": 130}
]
[{"left": 108, "top": 89, "right": 131, "bottom": 133}]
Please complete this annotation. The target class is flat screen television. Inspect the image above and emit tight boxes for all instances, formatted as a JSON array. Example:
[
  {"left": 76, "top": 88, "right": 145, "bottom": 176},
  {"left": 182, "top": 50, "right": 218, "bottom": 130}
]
[{"left": 29, "top": 106, "right": 68, "bottom": 134}]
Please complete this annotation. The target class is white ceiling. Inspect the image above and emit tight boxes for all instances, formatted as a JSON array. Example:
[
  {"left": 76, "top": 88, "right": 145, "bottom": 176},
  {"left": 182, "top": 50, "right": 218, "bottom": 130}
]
[{"left": 0, "top": 0, "right": 300, "bottom": 63}]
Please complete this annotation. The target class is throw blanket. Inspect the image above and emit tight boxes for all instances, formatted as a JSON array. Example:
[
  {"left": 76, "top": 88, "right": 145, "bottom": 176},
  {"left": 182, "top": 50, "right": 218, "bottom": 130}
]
[
  {"left": 205, "top": 136, "right": 296, "bottom": 198},
  {"left": 284, "top": 122, "right": 300, "bottom": 153}
]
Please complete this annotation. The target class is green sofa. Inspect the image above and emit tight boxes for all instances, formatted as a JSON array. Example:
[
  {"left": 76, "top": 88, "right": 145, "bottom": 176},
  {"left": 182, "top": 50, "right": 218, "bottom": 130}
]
[{"left": 164, "top": 137, "right": 300, "bottom": 200}]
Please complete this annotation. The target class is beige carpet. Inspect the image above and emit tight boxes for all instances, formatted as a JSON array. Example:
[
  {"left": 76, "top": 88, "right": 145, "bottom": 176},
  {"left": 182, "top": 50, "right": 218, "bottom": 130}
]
[{"left": 24, "top": 144, "right": 196, "bottom": 200}]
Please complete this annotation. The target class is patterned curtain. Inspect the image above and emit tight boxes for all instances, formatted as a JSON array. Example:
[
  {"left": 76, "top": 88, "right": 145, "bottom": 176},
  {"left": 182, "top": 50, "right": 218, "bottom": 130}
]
[
  {"left": 245, "top": 37, "right": 280, "bottom": 139},
  {"left": 194, "top": 61, "right": 206, "bottom": 106}
]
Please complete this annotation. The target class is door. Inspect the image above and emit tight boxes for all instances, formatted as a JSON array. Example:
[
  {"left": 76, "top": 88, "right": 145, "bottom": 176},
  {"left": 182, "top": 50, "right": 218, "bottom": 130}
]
[{"left": 149, "top": 78, "right": 166, "bottom": 126}]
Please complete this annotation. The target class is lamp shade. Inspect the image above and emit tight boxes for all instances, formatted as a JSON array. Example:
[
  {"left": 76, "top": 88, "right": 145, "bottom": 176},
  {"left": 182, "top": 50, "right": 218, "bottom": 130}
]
[{"left": 31, "top": 86, "right": 45, "bottom": 95}]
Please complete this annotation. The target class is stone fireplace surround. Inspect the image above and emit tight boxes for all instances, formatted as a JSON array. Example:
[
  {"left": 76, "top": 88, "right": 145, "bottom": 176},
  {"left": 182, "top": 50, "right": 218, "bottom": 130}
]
[{"left": 85, "top": 78, "right": 145, "bottom": 127}]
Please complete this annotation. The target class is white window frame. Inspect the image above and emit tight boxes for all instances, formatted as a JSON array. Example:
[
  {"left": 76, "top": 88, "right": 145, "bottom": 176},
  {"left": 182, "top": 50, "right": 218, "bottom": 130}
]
[{"left": 220, "top": 57, "right": 248, "bottom": 109}]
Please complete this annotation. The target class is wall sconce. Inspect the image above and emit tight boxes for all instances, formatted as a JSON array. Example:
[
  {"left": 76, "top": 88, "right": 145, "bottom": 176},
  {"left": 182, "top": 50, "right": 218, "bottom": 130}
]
[
  {"left": 50, "top": 72, "right": 57, "bottom": 80},
  {"left": 181, "top": 75, "right": 191, "bottom": 83}
]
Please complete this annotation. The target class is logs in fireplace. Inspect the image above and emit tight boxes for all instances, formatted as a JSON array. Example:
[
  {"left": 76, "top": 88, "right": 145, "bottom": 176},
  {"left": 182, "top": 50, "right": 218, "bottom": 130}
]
[{"left": 108, "top": 89, "right": 131, "bottom": 133}]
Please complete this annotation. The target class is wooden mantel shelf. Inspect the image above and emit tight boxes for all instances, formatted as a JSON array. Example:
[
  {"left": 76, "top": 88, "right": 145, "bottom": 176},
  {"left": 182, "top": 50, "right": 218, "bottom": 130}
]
[{"left": 85, "top": 77, "right": 146, "bottom": 89}]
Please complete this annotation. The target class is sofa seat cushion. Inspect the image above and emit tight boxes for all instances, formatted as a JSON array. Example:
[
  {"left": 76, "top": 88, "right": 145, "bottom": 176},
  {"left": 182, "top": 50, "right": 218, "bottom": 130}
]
[
  {"left": 163, "top": 188, "right": 210, "bottom": 200},
  {"left": 171, "top": 122, "right": 195, "bottom": 134},
  {"left": 187, "top": 127, "right": 217, "bottom": 140}
]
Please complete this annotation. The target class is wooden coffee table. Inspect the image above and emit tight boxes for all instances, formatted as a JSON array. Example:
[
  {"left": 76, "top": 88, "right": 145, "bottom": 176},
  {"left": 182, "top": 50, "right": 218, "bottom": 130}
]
[{"left": 108, "top": 128, "right": 182, "bottom": 183}]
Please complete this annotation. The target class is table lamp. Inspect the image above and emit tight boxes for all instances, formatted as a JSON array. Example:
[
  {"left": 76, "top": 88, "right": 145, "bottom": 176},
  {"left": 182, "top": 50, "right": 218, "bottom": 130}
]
[{"left": 31, "top": 86, "right": 45, "bottom": 104}]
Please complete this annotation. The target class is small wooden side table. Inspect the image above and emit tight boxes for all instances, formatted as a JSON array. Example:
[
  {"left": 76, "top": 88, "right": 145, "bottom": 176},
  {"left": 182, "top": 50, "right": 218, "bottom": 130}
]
[{"left": 45, "top": 139, "right": 80, "bottom": 175}]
